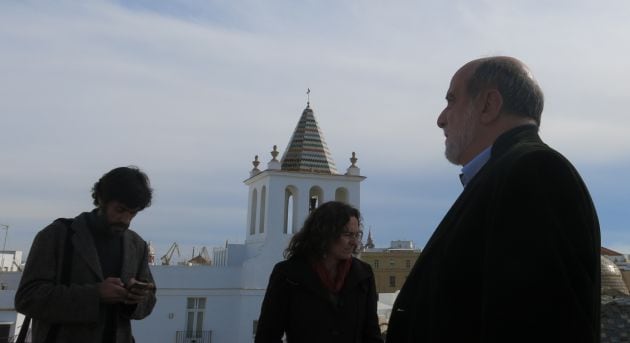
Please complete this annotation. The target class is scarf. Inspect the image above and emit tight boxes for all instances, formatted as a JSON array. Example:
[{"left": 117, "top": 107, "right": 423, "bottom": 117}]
[{"left": 313, "top": 258, "right": 352, "bottom": 293}]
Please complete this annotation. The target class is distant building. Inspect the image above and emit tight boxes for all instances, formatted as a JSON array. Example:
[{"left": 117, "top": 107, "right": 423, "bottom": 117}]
[
  {"left": 0, "top": 271, "right": 21, "bottom": 341},
  {"left": 601, "top": 255, "right": 629, "bottom": 296},
  {"left": 0, "top": 251, "right": 22, "bottom": 273},
  {"left": 360, "top": 240, "right": 421, "bottom": 293},
  {"left": 600, "top": 252, "right": 630, "bottom": 343},
  {"left": 601, "top": 246, "right": 630, "bottom": 292}
]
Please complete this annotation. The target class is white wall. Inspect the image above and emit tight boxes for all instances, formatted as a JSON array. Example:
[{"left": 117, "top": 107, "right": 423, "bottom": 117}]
[
  {"left": 0, "top": 251, "right": 22, "bottom": 272},
  {"left": 132, "top": 266, "right": 266, "bottom": 343}
]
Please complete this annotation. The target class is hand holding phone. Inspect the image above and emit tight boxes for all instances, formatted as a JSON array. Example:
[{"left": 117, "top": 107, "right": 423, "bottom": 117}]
[
  {"left": 128, "top": 281, "right": 153, "bottom": 291},
  {"left": 125, "top": 279, "right": 154, "bottom": 305}
]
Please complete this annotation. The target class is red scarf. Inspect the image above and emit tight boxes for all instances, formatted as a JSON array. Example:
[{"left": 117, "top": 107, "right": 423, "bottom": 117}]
[{"left": 313, "top": 258, "right": 352, "bottom": 293}]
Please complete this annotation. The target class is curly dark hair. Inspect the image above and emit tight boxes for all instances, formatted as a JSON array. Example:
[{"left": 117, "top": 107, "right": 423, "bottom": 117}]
[
  {"left": 91, "top": 166, "right": 153, "bottom": 210},
  {"left": 284, "top": 201, "right": 361, "bottom": 260}
]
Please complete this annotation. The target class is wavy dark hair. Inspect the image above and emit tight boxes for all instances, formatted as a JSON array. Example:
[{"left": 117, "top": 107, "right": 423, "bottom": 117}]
[
  {"left": 284, "top": 201, "right": 361, "bottom": 260},
  {"left": 91, "top": 166, "right": 153, "bottom": 210}
]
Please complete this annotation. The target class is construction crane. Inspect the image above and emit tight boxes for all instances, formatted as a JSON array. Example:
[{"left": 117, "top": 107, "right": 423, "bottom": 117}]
[{"left": 161, "top": 242, "right": 180, "bottom": 265}]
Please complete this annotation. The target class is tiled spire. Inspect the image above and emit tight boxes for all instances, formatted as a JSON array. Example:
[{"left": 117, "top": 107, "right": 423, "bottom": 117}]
[
  {"left": 281, "top": 102, "right": 338, "bottom": 174},
  {"left": 365, "top": 229, "right": 375, "bottom": 249}
]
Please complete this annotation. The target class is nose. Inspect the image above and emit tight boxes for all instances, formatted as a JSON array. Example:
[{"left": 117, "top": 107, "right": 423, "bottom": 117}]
[{"left": 437, "top": 109, "right": 446, "bottom": 129}]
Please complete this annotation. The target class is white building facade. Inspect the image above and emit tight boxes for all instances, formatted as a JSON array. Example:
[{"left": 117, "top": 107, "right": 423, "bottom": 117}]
[{"left": 132, "top": 101, "right": 365, "bottom": 343}]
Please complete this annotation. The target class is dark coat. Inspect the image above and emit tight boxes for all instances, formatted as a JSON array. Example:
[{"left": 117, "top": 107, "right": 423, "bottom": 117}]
[
  {"left": 15, "top": 212, "right": 156, "bottom": 343},
  {"left": 387, "top": 125, "right": 601, "bottom": 343},
  {"left": 255, "top": 257, "right": 384, "bottom": 343}
]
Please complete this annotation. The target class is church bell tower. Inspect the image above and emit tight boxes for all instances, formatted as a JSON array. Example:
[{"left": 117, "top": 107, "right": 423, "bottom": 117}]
[{"left": 241, "top": 94, "right": 365, "bottom": 288}]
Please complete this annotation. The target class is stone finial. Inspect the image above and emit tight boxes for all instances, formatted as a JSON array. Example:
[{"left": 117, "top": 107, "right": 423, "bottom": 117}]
[
  {"left": 346, "top": 151, "right": 361, "bottom": 176},
  {"left": 350, "top": 151, "right": 357, "bottom": 167},
  {"left": 267, "top": 145, "right": 281, "bottom": 170},
  {"left": 250, "top": 155, "right": 261, "bottom": 177}
]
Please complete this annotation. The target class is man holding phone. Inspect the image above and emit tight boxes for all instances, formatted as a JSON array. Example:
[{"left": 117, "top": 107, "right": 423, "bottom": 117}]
[{"left": 16, "top": 166, "right": 157, "bottom": 343}]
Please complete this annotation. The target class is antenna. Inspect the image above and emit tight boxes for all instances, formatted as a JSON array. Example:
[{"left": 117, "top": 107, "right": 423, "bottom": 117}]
[
  {"left": 0, "top": 224, "right": 8, "bottom": 289},
  {"left": 0, "top": 224, "right": 8, "bottom": 271},
  {"left": 306, "top": 88, "right": 311, "bottom": 107}
]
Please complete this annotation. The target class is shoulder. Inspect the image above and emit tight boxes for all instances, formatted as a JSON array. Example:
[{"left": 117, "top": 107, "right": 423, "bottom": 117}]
[
  {"left": 492, "top": 143, "right": 593, "bottom": 210},
  {"left": 506, "top": 146, "right": 579, "bottom": 181},
  {"left": 125, "top": 229, "right": 147, "bottom": 243},
  {"left": 351, "top": 257, "right": 375, "bottom": 278},
  {"left": 492, "top": 126, "right": 569, "bottom": 168},
  {"left": 272, "top": 258, "right": 304, "bottom": 275},
  {"left": 28, "top": 215, "right": 80, "bottom": 254},
  {"left": 267, "top": 259, "right": 307, "bottom": 288},
  {"left": 37, "top": 215, "right": 78, "bottom": 239},
  {"left": 123, "top": 229, "right": 150, "bottom": 256},
  {"left": 352, "top": 257, "right": 373, "bottom": 271},
  {"left": 492, "top": 132, "right": 578, "bottom": 181}
]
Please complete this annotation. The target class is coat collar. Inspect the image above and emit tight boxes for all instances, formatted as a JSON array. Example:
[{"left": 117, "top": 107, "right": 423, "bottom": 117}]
[
  {"left": 419, "top": 124, "right": 542, "bottom": 259},
  {"left": 70, "top": 211, "right": 138, "bottom": 283},
  {"left": 490, "top": 124, "right": 541, "bottom": 160},
  {"left": 282, "top": 257, "right": 371, "bottom": 306},
  {"left": 70, "top": 213, "right": 104, "bottom": 280},
  {"left": 121, "top": 232, "right": 140, "bottom": 284}
]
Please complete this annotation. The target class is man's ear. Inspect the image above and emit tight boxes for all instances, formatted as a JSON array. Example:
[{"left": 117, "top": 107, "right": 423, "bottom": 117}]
[
  {"left": 96, "top": 197, "right": 106, "bottom": 214},
  {"left": 479, "top": 89, "right": 503, "bottom": 124}
]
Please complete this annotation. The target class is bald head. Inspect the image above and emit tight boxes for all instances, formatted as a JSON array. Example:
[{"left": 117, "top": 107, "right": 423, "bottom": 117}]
[{"left": 464, "top": 56, "right": 544, "bottom": 126}]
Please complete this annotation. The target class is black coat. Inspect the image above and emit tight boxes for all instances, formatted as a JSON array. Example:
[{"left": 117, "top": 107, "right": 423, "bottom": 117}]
[
  {"left": 387, "top": 125, "right": 601, "bottom": 343},
  {"left": 255, "top": 257, "right": 383, "bottom": 343},
  {"left": 15, "top": 212, "right": 156, "bottom": 343}
]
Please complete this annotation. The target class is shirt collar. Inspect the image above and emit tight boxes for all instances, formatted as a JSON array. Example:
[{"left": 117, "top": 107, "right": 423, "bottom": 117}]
[{"left": 459, "top": 146, "right": 492, "bottom": 187}]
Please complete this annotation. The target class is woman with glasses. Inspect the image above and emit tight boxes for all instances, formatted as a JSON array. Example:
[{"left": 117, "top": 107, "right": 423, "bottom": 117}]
[{"left": 255, "top": 201, "right": 383, "bottom": 343}]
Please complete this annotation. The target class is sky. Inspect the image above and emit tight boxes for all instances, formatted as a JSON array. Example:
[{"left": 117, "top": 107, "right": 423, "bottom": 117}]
[{"left": 1, "top": 0, "right": 629, "bottom": 263}]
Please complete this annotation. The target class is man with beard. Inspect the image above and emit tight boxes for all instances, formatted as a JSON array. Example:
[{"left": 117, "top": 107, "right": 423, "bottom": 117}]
[
  {"left": 16, "top": 166, "right": 156, "bottom": 343},
  {"left": 386, "top": 57, "right": 600, "bottom": 343}
]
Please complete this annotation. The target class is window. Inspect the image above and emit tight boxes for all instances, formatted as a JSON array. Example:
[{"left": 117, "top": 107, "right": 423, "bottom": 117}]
[
  {"left": 284, "top": 187, "right": 297, "bottom": 234},
  {"left": 389, "top": 259, "right": 395, "bottom": 266},
  {"left": 374, "top": 260, "right": 379, "bottom": 269},
  {"left": 0, "top": 324, "right": 10, "bottom": 343},
  {"left": 389, "top": 276, "right": 396, "bottom": 287},
  {"left": 186, "top": 297, "right": 206, "bottom": 338},
  {"left": 309, "top": 186, "right": 323, "bottom": 212},
  {"left": 335, "top": 187, "right": 348, "bottom": 203},
  {"left": 259, "top": 186, "right": 266, "bottom": 233},
  {"left": 250, "top": 189, "right": 257, "bottom": 235},
  {"left": 406, "top": 260, "right": 411, "bottom": 268}
]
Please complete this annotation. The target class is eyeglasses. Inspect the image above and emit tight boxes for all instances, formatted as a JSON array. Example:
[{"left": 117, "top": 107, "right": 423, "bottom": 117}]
[{"left": 341, "top": 230, "right": 363, "bottom": 240}]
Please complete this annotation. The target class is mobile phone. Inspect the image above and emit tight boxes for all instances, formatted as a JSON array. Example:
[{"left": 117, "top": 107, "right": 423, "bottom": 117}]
[{"left": 128, "top": 281, "right": 153, "bottom": 291}]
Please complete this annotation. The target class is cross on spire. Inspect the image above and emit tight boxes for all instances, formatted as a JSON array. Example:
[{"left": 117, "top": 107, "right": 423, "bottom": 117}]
[{"left": 306, "top": 88, "right": 311, "bottom": 107}]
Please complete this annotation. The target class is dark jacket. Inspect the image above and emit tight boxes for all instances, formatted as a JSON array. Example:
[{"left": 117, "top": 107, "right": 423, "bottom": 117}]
[
  {"left": 255, "top": 256, "right": 383, "bottom": 343},
  {"left": 15, "top": 212, "right": 156, "bottom": 343},
  {"left": 387, "top": 125, "right": 600, "bottom": 343}
]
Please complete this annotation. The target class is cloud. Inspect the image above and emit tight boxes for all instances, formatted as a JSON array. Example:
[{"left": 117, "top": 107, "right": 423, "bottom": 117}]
[{"left": 1, "top": 0, "right": 629, "bottom": 257}]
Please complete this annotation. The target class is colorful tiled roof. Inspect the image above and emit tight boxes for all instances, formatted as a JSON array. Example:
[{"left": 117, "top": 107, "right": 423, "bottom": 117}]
[{"left": 281, "top": 105, "right": 338, "bottom": 174}]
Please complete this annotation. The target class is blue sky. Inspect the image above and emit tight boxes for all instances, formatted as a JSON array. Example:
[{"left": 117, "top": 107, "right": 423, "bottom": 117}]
[{"left": 1, "top": 0, "right": 629, "bottom": 262}]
